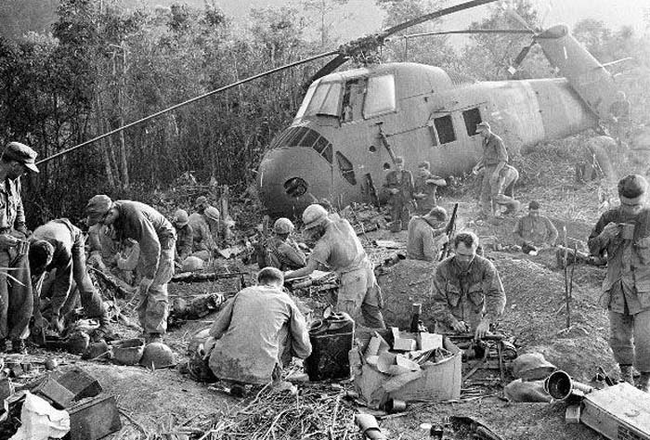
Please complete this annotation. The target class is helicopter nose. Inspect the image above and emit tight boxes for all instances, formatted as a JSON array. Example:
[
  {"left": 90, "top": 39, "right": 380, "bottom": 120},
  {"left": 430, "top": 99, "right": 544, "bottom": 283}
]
[{"left": 258, "top": 145, "right": 333, "bottom": 218}]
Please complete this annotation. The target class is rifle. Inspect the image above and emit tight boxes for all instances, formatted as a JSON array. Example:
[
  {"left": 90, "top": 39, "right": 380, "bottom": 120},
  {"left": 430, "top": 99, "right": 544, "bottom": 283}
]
[{"left": 438, "top": 202, "right": 459, "bottom": 261}]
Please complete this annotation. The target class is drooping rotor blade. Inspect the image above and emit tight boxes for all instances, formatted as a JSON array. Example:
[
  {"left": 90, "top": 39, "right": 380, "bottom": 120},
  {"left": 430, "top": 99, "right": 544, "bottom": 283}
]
[
  {"left": 382, "top": 0, "right": 498, "bottom": 37},
  {"left": 508, "top": 39, "right": 537, "bottom": 76},
  {"left": 404, "top": 29, "right": 533, "bottom": 39},
  {"left": 308, "top": 0, "right": 499, "bottom": 83},
  {"left": 37, "top": 50, "right": 338, "bottom": 165}
]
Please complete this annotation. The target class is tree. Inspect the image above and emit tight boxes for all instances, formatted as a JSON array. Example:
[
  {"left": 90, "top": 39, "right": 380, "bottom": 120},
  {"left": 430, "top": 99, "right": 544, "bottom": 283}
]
[{"left": 302, "top": 0, "right": 349, "bottom": 48}]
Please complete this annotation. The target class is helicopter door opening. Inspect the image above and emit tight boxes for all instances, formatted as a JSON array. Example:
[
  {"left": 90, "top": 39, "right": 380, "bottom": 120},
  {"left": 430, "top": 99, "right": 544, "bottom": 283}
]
[
  {"left": 462, "top": 108, "right": 483, "bottom": 136},
  {"left": 341, "top": 79, "right": 365, "bottom": 123}
]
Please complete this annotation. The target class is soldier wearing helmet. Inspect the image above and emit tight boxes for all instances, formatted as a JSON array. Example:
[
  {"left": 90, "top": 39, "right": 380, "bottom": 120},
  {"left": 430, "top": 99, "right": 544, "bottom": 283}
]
[
  {"left": 0, "top": 142, "right": 39, "bottom": 353},
  {"left": 259, "top": 218, "right": 306, "bottom": 271},
  {"left": 285, "top": 204, "right": 385, "bottom": 328},
  {"left": 189, "top": 196, "right": 220, "bottom": 256},
  {"left": 172, "top": 209, "right": 194, "bottom": 263},
  {"left": 589, "top": 174, "right": 650, "bottom": 391}
]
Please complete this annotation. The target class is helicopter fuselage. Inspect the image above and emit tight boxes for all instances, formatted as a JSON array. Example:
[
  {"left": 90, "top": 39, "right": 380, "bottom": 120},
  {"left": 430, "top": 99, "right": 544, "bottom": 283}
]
[{"left": 257, "top": 61, "right": 598, "bottom": 218}]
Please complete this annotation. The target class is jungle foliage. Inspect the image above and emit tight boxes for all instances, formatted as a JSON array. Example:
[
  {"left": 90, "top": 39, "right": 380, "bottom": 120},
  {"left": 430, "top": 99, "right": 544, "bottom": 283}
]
[{"left": 0, "top": 0, "right": 648, "bottom": 226}]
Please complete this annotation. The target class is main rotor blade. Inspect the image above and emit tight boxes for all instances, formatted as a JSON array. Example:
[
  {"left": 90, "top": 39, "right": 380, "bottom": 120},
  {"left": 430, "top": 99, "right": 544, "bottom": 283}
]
[
  {"left": 309, "top": 0, "right": 499, "bottom": 82},
  {"left": 404, "top": 29, "right": 533, "bottom": 39},
  {"left": 37, "top": 50, "right": 338, "bottom": 165},
  {"left": 382, "top": 0, "right": 499, "bottom": 37}
]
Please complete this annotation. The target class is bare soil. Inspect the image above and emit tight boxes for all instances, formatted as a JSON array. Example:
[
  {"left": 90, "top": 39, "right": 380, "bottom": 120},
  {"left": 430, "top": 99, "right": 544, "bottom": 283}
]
[{"left": 8, "top": 135, "right": 647, "bottom": 440}]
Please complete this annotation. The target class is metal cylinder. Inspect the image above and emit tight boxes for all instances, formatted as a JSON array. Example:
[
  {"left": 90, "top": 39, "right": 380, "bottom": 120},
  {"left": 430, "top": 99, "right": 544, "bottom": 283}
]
[{"left": 544, "top": 370, "right": 593, "bottom": 400}]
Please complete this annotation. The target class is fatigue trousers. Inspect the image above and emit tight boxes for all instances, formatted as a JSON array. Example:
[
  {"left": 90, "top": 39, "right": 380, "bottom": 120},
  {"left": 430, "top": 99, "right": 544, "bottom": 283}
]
[
  {"left": 137, "top": 243, "right": 175, "bottom": 336},
  {"left": 0, "top": 248, "right": 33, "bottom": 341},
  {"left": 609, "top": 309, "right": 650, "bottom": 373},
  {"left": 389, "top": 196, "right": 411, "bottom": 231},
  {"left": 337, "top": 261, "right": 385, "bottom": 329},
  {"left": 479, "top": 165, "right": 499, "bottom": 216}
]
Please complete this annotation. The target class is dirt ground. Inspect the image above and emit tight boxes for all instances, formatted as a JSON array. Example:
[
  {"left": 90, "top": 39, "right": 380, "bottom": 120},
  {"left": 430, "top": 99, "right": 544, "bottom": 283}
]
[{"left": 6, "top": 136, "right": 646, "bottom": 440}]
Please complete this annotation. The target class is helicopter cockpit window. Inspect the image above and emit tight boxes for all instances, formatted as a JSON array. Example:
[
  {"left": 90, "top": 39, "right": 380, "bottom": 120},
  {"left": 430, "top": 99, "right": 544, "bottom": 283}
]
[
  {"left": 335, "top": 151, "right": 357, "bottom": 185},
  {"left": 434, "top": 115, "right": 456, "bottom": 144},
  {"left": 301, "top": 81, "right": 342, "bottom": 118},
  {"left": 295, "top": 80, "right": 319, "bottom": 120},
  {"left": 463, "top": 108, "right": 482, "bottom": 135},
  {"left": 363, "top": 75, "right": 396, "bottom": 119}
]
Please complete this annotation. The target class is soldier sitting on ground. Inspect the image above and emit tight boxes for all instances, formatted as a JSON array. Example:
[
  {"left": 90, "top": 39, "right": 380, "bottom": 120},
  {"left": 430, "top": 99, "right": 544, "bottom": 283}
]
[
  {"left": 513, "top": 201, "right": 559, "bottom": 254},
  {"left": 413, "top": 161, "right": 446, "bottom": 215},
  {"left": 406, "top": 206, "right": 448, "bottom": 262},
  {"left": 258, "top": 218, "right": 306, "bottom": 271},
  {"left": 205, "top": 267, "right": 311, "bottom": 391}
]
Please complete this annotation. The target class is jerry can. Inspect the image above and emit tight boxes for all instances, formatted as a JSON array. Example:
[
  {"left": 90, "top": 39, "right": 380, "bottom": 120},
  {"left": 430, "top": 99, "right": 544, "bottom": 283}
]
[{"left": 305, "top": 312, "right": 355, "bottom": 381}]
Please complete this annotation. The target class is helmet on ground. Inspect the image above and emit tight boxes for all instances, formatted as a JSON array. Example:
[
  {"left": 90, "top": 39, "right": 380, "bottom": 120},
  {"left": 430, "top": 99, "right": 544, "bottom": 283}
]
[
  {"left": 273, "top": 217, "right": 294, "bottom": 234},
  {"left": 204, "top": 206, "right": 220, "bottom": 221},
  {"left": 173, "top": 209, "right": 189, "bottom": 226},
  {"left": 140, "top": 342, "right": 176, "bottom": 369},
  {"left": 302, "top": 204, "right": 328, "bottom": 229}
]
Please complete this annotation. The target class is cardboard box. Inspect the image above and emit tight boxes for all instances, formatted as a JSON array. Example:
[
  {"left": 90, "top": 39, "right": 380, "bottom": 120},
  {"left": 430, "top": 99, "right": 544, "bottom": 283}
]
[
  {"left": 351, "top": 329, "right": 462, "bottom": 408},
  {"left": 580, "top": 382, "right": 650, "bottom": 440}
]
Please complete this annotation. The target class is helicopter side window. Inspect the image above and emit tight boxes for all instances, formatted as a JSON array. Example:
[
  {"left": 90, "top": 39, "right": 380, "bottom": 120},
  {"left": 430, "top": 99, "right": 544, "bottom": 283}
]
[
  {"left": 335, "top": 151, "right": 357, "bottom": 185},
  {"left": 295, "top": 80, "right": 319, "bottom": 120},
  {"left": 463, "top": 108, "right": 482, "bottom": 136},
  {"left": 363, "top": 75, "right": 396, "bottom": 119},
  {"left": 303, "top": 81, "right": 342, "bottom": 118},
  {"left": 434, "top": 115, "right": 456, "bottom": 144}
]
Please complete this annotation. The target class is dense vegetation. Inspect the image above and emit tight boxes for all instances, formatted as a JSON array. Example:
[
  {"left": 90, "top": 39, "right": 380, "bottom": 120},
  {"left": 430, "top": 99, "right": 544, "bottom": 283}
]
[{"left": 0, "top": 0, "right": 648, "bottom": 226}]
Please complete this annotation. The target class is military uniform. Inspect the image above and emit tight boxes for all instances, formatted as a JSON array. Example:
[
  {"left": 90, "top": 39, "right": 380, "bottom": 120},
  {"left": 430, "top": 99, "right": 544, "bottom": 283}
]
[
  {"left": 309, "top": 217, "right": 385, "bottom": 328},
  {"left": 31, "top": 219, "right": 110, "bottom": 331},
  {"left": 479, "top": 133, "right": 508, "bottom": 216},
  {"left": 383, "top": 169, "right": 414, "bottom": 230},
  {"left": 430, "top": 254, "right": 505, "bottom": 333},
  {"left": 406, "top": 216, "right": 446, "bottom": 262}
]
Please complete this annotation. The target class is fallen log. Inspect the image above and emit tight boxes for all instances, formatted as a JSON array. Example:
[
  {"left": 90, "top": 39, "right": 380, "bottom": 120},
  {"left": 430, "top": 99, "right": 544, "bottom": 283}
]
[
  {"left": 89, "top": 267, "right": 135, "bottom": 299},
  {"left": 171, "top": 271, "right": 247, "bottom": 285}
]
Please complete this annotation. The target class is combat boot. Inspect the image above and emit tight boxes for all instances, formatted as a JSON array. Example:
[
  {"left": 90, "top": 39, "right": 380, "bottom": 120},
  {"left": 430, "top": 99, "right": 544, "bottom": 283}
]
[
  {"left": 638, "top": 372, "right": 650, "bottom": 392},
  {"left": 620, "top": 364, "right": 634, "bottom": 385}
]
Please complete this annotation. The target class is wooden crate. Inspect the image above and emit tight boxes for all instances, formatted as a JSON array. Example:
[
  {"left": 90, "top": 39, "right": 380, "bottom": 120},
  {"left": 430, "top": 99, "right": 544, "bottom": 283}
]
[{"left": 581, "top": 383, "right": 650, "bottom": 440}]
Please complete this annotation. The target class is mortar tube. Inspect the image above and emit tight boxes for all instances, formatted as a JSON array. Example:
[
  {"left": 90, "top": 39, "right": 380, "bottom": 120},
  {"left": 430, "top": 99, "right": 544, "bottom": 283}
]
[{"left": 544, "top": 370, "right": 593, "bottom": 400}]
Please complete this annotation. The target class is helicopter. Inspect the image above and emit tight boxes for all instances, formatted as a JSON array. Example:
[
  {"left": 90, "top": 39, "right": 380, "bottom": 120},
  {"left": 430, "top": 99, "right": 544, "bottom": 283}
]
[
  {"left": 37, "top": 0, "right": 625, "bottom": 219},
  {"left": 256, "top": 3, "right": 625, "bottom": 218}
]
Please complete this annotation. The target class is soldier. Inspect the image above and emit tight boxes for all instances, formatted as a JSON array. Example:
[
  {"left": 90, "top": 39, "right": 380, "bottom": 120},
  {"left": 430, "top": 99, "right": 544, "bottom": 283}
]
[
  {"left": 472, "top": 122, "right": 508, "bottom": 218},
  {"left": 85, "top": 195, "right": 176, "bottom": 343},
  {"left": 493, "top": 164, "right": 521, "bottom": 216},
  {"left": 260, "top": 218, "right": 306, "bottom": 271},
  {"left": 285, "top": 204, "right": 385, "bottom": 328},
  {"left": 431, "top": 231, "right": 506, "bottom": 340},
  {"left": 207, "top": 267, "right": 311, "bottom": 388},
  {"left": 29, "top": 219, "right": 113, "bottom": 339},
  {"left": 382, "top": 156, "right": 414, "bottom": 231},
  {"left": 588, "top": 174, "right": 650, "bottom": 391},
  {"left": 172, "top": 209, "right": 193, "bottom": 263},
  {"left": 406, "top": 206, "right": 448, "bottom": 262},
  {"left": 0, "top": 142, "right": 38, "bottom": 353},
  {"left": 413, "top": 161, "right": 446, "bottom": 215},
  {"left": 513, "top": 201, "right": 559, "bottom": 253},
  {"left": 189, "top": 198, "right": 219, "bottom": 259}
]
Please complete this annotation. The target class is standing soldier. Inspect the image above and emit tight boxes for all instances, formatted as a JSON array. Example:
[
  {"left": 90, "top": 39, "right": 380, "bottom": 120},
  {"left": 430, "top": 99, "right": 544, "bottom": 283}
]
[
  {"left": 285, "top": 204, "right": 385, "bottom": 329},
  {"left": 588, "top": 174, "right": 650, "bottom": 391},
  {"left": 473, "top": 122, "right": 508, "bottom": 218},
  {"left": 382, "top": 156, "right": 414, "bottom": 231},
  {"left": 413, "top": 161, "right": 447, "bottom": 215},
  {"left": 85, "top": 195, "right": 176, "bottom": 344},
  {"left": 0, "top": 142, "right": 38, "bottom": 353},
  {"left": 29, "top": 219, "right": 113, "bottom": 339}
]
